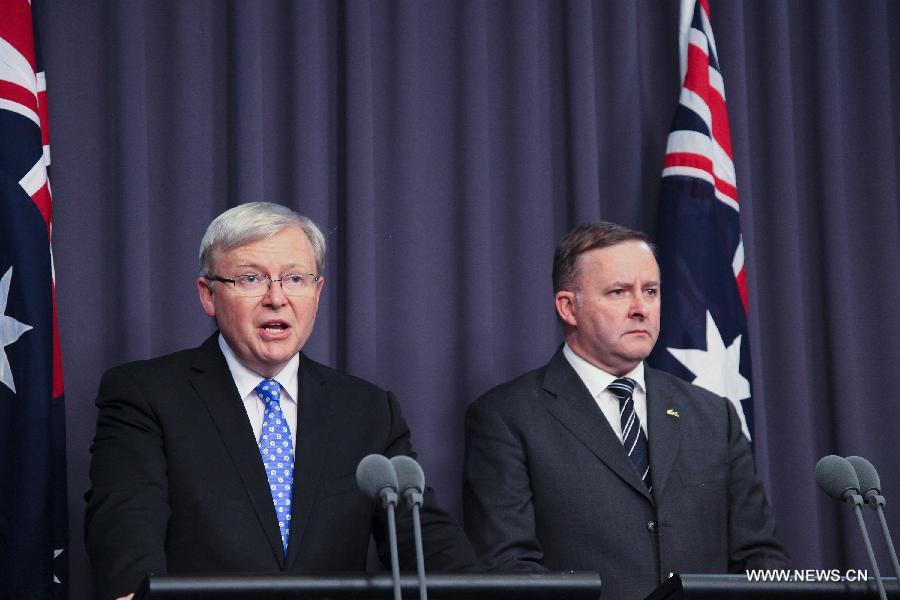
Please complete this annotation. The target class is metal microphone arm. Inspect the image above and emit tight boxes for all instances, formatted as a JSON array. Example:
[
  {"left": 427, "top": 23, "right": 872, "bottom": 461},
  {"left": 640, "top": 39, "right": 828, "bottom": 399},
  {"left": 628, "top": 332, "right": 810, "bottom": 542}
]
[
  {"left": 406, "top": 490, "right": 427, "bottom": 600},
  {"left": 845, "top": 490, "right": 887, "bottom": 600},
  {"left": 846, "top": 455, "right": 900, "bottom": 583},
  {"left": 816, "top": 455, "right": 888, "bottom": 600},
  {"left": 391, "top": 455, "right": 428, "bottom": 600},
  {"left": 384, "top": 492, "right": 402, "bottom": 600},
  {"left": 869, "top": 493, "right": 900, "bottom": 582},
  {"left": 356, "top": 455, "right": 403, "bottom": 600}
]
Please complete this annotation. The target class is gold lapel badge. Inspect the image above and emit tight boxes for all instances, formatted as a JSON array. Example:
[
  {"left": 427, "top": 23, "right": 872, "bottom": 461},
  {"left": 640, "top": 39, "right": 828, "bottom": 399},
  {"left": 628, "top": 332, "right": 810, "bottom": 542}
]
[{"left": 666, "top": 408, "right": 680, "bottom": 418}]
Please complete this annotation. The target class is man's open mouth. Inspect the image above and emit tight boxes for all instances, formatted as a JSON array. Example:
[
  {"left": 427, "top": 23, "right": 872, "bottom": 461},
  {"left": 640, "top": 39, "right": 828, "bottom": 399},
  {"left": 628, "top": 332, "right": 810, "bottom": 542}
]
[{"left": 259, "top": 321, "right": 290, "bottom": 332}]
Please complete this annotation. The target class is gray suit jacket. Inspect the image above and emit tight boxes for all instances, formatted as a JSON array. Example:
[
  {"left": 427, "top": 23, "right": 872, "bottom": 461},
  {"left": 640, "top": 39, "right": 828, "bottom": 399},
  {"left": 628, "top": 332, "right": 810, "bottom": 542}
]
[
  {"left": 463, "top": 348, "right": 788, "bottom": 600},
  {"left": 85, "top": 334, "right": 476, "bottom": 600}
]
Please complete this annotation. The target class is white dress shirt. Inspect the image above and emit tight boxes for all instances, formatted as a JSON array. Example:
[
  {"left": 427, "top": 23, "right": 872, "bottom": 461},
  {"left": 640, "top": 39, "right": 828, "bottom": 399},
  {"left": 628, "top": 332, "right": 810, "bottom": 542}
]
[
  {"left": 218, "top": 334, "right": 299, "bottom": 452},
  {"left": 562, "top": 342, "right": 648, "bottom": 443}
]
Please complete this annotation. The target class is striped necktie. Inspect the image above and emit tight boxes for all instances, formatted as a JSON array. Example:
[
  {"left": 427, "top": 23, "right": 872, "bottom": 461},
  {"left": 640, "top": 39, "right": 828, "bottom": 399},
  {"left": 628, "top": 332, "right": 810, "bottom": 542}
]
[
  {"left": 607, "top": 377, "right": 652, "bottom": 493},
  {"left": 256, "top": 378, "right": 294, "bottom": 553}
]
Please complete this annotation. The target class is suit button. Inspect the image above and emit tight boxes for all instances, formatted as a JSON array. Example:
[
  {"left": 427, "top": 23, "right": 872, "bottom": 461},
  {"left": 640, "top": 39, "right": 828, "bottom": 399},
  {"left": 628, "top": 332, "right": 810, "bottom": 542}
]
[{"left": 647, "top": 520, "right": 658, "bottom": 532}]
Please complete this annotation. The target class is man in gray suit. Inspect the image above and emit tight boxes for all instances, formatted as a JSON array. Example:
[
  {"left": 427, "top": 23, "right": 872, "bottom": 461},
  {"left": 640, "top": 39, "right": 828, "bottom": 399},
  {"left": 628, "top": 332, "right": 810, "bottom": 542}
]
[{"left": 463, "top": 222, "right": 788, "bottom": 600}]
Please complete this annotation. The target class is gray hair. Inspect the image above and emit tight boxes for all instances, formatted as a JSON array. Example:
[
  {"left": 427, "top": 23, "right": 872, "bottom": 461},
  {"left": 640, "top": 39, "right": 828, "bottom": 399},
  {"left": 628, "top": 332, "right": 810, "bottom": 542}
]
[{"left": 199, "top": 202, "right": 326, "bottom": 277}]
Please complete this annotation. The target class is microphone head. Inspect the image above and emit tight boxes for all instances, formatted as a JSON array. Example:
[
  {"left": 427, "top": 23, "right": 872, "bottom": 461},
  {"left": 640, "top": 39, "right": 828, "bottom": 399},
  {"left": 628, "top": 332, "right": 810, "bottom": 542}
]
[
  {"left": 356, "top": 454, "right": 399, "bottom": 499},
  {"left": 815, "top": 454, "right": 860, "bottom": 500},
  {"left": 846, "top": 455, "right": 881, "bottom": 495},
  {"left": 390, "top": 455, "right": 425, "bottom": 494}
]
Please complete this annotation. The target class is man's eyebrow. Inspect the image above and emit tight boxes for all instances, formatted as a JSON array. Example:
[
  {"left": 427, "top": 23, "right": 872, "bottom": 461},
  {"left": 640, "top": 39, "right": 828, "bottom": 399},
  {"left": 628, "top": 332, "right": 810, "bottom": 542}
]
[
  {"left": 607, "top": 280, "right": 660, "bottom": 288},
  {"left": 231, "top": 262, "right": 305, "bottom": 270}
]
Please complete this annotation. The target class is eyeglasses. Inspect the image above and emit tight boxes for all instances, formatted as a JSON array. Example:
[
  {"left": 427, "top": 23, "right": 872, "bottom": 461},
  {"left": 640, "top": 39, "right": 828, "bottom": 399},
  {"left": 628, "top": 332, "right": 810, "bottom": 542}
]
[{"left": 208, "top": 273, "right": 322, "bottom": 297}]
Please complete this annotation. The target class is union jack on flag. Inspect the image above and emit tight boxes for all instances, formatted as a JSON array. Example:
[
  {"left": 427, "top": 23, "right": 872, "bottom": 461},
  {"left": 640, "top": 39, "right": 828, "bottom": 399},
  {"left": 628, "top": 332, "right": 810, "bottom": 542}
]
[
  {"left": 0, "top": 0, "right": 68, "bottom": 597},
  {"left": 648, "top": 0, "right": 753, "bottom": 440}
]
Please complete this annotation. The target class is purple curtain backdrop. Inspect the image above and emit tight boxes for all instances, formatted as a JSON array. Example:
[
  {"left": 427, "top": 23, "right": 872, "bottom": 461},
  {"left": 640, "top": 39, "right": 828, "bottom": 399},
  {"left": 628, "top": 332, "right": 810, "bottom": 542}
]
[{"left": 31, "top": 1, "right": 900, "bottom": 598}]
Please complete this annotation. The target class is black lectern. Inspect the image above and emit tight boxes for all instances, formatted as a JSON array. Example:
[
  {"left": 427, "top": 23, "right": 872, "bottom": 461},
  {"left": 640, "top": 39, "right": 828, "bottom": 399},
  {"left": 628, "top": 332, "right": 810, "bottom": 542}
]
[
  {"left": 135, "top": 572, "right": 602, "bottom": 599},
  {"left": 646, "top": 573, "right": 900, "bottom": 599}
]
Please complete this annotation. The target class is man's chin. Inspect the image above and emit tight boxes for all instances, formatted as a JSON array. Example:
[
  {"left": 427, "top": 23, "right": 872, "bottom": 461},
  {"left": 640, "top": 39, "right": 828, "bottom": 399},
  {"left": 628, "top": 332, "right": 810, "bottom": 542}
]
[
  {"left": 248, "top": 342, "right": 303, "bottom": 371},
  {"left": 619, "top": 344, "right": 655, "bottom": 363},
  {"left": 623, "top": 331, "right": 657, "bottom": 347}
]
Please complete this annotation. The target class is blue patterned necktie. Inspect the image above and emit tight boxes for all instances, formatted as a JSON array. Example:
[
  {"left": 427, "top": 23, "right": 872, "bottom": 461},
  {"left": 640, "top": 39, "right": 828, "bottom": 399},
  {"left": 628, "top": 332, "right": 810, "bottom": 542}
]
[
  {"left": 608, "top": 377, "right": 652, "bottom": 493},
  {"left": 255, "top": 378, "right": 294, "bottom": 553}
]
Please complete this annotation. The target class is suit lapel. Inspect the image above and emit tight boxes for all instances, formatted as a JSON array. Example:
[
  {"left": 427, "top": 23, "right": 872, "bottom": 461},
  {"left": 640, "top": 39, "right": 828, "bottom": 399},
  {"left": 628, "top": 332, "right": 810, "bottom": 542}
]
[
  {"left": 542, "top": 349, "right": 653, "bottom": 502},
  {"left": 284, "top": 354, "right": 335, "bottom": 569},
  {"left": 645, "top": 367, "right": 683, "bottom": 497},
  {"left": 188, "top": 334, "right": 287, "bottom": 567}
]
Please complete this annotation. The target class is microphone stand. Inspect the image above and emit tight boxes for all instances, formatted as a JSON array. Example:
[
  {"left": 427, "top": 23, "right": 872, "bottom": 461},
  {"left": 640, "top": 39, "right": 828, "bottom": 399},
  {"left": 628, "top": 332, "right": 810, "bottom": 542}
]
[
  {"left": 390, "top": 455, "right": 427, "bottom": 600},
  {"left": 356, "top": 454, "right": 403, "bottom": 600},
  {"left": 867, "top": 492, "right": 900, "bottom": 582},
  {"left": 381, "top": 490, "right": 402, "bottom": 600},
  {"left": 846, "top": 491, "right": 888, "bottom": 600},
  {"left": 408, "top": 493, "right": 427, "bottom": 600}
]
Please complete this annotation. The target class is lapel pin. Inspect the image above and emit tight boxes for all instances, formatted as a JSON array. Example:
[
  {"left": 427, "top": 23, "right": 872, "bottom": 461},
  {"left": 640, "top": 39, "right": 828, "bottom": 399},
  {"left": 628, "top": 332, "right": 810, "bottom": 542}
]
[{"left": 666, "top": 408, "right": 680, "bottom": 418}]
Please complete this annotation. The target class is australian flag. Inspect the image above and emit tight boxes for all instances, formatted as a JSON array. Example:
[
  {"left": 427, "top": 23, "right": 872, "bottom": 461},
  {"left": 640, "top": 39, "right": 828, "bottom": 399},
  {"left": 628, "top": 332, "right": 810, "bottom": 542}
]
[
  {"left": 0, "top": 0, "right": 69, "bottom": 598},
  {"left": 648, "top": 0, "right": 753, "bottom": 441}
]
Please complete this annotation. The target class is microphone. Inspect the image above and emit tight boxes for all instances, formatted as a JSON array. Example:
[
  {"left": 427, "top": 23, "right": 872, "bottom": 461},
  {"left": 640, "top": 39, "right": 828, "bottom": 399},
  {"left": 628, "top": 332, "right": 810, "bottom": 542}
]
[
  {"left": 391, "top": 455, "right": 428, "bottom": 600},
  {"left": 847, "top": 456, "right": 900, "bottom": 582},
  {"left": 357, "top": 454, "right": 402, "bottom": 600},
  {"left": 357, "top": 453, "right": 400, "bottom": 508},
  {"left": 392, "top": 455, "right": 425, "bottom": 507},
  {"left": 816, "top": 455, "right": 887, "bottom": 600},
  {"left": 815, "top": 454, "right": 863, "bottom": 505},
  {"left": 847, "top": 455, "right": 886, "bottom": 508}
]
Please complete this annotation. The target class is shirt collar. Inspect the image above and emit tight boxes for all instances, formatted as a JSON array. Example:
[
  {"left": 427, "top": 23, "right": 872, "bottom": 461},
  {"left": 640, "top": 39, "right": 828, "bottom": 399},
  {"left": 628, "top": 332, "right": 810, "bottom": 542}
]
[
  {"left": 562, "top": 342, "right": 645, "bottom": 399},
  {"left": 218, "top": 333, "right": 299, "bottom": 404}
]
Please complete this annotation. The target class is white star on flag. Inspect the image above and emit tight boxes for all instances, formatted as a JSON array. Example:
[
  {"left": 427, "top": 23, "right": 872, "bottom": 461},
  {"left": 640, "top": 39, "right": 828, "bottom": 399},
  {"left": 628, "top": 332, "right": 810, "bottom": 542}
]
[
  {"left": 53, "top": 548, "right": 64, "bottom": 583},
  {"left": 0, "top": 267, "right": 34, "bottom": 394},
  {"left": 666, "top": 310, "right": 752, "bottom": 440}
]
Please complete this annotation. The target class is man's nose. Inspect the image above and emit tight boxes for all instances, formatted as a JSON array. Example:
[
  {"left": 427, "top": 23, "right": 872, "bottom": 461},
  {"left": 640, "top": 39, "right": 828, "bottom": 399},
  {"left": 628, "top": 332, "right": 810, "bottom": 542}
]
[
  {"left": 629, "top": 292, "right": 648, "bottom": 318},
  {"left": 263, "top": 278, "right": 288, "bottom": 305}
]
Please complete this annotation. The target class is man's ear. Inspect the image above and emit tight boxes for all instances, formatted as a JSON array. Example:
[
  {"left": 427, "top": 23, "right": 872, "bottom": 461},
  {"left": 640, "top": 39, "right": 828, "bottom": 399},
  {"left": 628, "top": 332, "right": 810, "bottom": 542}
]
[
  {"left": 197, "top": 277, "right": 216, "bottom": 318},
  {"left": 555, "top": 290, "right": 578, "bottom": 327}
]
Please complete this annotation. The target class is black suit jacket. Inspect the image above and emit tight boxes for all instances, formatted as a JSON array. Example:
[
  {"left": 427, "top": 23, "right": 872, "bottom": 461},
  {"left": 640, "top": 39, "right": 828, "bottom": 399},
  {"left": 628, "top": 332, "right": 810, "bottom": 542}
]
[
  {"left": 85, "top": 334, "right": 476, "bottom": 600},
  {"left": 463, "top": 348, "right": 788, "bottom": 600}
]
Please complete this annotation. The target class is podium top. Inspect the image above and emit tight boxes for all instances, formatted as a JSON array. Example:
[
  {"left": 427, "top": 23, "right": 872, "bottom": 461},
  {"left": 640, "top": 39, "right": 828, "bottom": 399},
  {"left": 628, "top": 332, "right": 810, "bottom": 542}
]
[
  {"left": 646, "top": 573, "right": 900, "bottom": 599},
  {"left": 136, "top": 572, "right": 602, "bottom": 600}
]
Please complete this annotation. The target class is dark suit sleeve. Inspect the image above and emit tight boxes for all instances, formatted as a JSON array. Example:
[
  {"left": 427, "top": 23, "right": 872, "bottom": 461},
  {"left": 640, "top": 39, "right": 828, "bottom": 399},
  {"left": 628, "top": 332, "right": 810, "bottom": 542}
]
[
  {"left": 374, "top": 391, "right": 479, "bottom": 572},
  {"left": 724, "top": 400, "right": 791, "bottom": 570},
  {"left": 84, "top": 366, "right": 170, "bottom": 600},
  {"left": 462, "top": 399, "right": 548, "bottom": 573}
]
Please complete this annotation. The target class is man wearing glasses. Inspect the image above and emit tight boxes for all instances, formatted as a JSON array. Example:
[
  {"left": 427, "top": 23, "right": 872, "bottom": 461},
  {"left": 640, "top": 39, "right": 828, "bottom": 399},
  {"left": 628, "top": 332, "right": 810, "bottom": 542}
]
[{"left": 85, "top": 202, "right": 476, "bottom": 600}]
